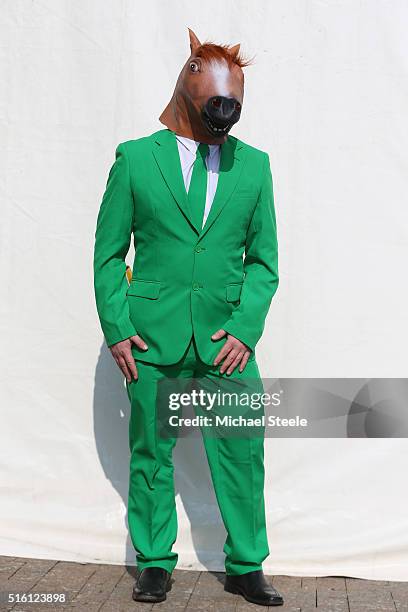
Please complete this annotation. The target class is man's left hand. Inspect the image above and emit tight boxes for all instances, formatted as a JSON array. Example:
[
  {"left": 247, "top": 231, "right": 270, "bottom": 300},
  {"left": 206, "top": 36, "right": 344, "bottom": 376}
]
[{"left": 211, "top": 329, "right": 252, "bottom": 374}]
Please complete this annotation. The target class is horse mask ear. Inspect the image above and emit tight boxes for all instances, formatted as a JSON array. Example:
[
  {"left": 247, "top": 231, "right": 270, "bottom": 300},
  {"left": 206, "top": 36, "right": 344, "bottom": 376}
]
[
  {"left": 188, "top": 28, "right": 201, "bottom": 54},
  {"left": 228, "top": 43, "right": 241, "bottom": 56}
]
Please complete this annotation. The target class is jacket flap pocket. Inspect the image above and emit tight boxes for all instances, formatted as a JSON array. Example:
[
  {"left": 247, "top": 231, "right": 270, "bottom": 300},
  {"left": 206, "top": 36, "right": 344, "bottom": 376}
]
[
  {"left": 226, "top": 282, "right": 243, "bottom": 302},
  {"left": 127, "top": 279, "right": 161, "bottom": 299}
]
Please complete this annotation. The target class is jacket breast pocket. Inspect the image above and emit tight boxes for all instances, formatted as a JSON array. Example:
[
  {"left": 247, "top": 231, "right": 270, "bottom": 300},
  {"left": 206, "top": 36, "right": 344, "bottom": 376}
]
[
  {"left": 226, "top": 282, "right": 243, "bottom": 303},
  {"left": 127, "top": 279, "right": 161, "bottom": 299}
]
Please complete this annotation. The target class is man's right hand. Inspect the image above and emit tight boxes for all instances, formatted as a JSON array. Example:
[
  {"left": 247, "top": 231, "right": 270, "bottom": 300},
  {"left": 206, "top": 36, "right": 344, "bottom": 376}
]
[{"left": 109, "top": 335, "right": 148, "bottom": 382}]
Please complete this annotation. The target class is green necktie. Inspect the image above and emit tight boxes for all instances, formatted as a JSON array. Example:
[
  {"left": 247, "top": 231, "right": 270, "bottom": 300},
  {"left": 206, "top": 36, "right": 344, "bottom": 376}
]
[{"left": 188, "top": 143, "right": 209, "bottom": 229}]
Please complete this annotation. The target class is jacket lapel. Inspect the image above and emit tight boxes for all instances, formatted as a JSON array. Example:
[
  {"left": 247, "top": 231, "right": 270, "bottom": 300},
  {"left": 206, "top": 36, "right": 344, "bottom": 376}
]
[
  {"left": 151, "top": 129, "right": 246, "bottom": 237},
  {"left": 152, "top": 129, "right": 200, "bottom": 233},
  {"left": 199, "top": 136, "right": 246, "bottom": 239}
]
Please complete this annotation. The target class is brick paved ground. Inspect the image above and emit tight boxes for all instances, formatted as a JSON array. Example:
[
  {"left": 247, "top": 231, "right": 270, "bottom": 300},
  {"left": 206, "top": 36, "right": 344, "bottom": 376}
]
[{"left": 0, "top": 556, "right": 407, "bottom": 611}]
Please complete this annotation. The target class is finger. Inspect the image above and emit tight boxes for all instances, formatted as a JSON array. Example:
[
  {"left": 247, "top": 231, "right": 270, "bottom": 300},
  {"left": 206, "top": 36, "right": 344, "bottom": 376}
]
[
  {"left": 211, "top": 329, "right": 227, "bottom": 341},
  {"left": 226, "top": 351, "right": 245, "bottom": 375},
  {"left": 220, "top": 349, "right": 239, "bottom": 374},
  {"left": 123, "top": 353, "right": 138, "bottom": 380},
  {"left": 214, "top": 342, "right": 232, "bottom": 366},
  {"left": 130, "top": 334, "right": 148, "bottom": 351},
  {"left": 117, "top": 356, "right": 132, "bottom": 383},
  {"left": 239, "top": 351, "right": 251, "bottom": 373},
  {"left": 111, "top": 352, "right": 121, "bottom": 368}
]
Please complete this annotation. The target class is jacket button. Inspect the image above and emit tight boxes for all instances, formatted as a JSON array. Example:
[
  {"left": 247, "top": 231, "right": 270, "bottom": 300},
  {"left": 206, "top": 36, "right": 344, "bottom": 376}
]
[
  {"left": 195, "top": 245, "right": 202, "bottom": 253},
  {"left": 192, "top": 282, "right": 200, "bottom": 291}
]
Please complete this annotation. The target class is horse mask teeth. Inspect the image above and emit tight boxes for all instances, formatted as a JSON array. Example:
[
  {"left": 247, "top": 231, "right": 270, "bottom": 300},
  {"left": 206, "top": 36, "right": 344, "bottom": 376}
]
[{"left": 159, "top": 28, "right": 249, "bottom": 145}]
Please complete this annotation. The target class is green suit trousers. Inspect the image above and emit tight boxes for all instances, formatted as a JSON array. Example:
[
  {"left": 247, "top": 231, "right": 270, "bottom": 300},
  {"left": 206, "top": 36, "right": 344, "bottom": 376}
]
[{"left": 126, "top": 335, "right": 269, "bottom": 575}]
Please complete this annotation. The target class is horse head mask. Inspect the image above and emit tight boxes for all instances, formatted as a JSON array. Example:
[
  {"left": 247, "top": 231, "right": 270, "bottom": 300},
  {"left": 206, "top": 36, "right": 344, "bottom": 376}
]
[{"left": 159, "top": 28, "right": 251, "bottom": 145}]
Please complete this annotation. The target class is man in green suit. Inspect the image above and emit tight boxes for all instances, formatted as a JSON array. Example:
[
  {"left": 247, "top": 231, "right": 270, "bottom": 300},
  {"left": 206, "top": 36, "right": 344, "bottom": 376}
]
[{"left": 93, "top": 29, "right": 282, "bottom": 607}]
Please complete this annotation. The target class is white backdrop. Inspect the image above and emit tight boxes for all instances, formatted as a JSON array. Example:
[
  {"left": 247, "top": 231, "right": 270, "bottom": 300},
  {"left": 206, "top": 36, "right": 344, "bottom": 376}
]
[{"left": 1, "top": 0, "right": 408, "bottom": 580}]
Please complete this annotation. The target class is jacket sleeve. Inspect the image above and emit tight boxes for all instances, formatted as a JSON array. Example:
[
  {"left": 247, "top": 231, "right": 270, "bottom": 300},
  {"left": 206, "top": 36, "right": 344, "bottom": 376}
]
[
  {"left": 93, "top": 143, "right": 137, "bottom": 347},
  {"left": 223, "top": 152, "right": 279, "bottom": 351}
]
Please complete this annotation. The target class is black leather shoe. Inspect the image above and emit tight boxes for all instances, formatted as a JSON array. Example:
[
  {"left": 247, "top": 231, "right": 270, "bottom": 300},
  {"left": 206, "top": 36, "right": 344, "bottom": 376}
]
[
  {"left": 132, "top": 567, "right": 172, "bottom": 603},
  {"left": 224, "top": 570, "right": 284, "bottom": 606}
]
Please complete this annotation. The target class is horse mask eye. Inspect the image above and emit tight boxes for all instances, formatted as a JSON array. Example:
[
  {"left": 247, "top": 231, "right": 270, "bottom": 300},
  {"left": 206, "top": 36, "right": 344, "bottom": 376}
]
[{"left": 189, "top": 61, "right": 199, "bottom": 73}]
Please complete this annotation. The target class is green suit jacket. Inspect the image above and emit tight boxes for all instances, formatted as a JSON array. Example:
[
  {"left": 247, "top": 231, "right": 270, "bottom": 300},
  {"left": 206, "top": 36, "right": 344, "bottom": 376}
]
[{"left": 93, "top": 128, "right": 278, "bottom": 366}]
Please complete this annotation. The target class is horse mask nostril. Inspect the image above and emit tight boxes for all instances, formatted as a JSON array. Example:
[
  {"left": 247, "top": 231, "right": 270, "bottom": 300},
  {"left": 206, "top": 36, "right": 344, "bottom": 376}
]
[
  {"left": 206, "top": 96, "right": 241, "bottom": 123},
  {"left": 202, "top": 96, "right": 242, "bottom": 135}
]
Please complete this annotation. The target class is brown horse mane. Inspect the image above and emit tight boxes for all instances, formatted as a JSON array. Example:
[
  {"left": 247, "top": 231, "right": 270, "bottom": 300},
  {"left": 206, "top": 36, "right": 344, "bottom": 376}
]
[{"left": 195, "top": 42, "right": 253, "bottom": 68}]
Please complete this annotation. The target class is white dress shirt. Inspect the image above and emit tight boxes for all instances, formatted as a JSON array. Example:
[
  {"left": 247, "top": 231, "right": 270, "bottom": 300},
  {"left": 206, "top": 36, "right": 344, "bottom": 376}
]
[{"left": 175, "top": 134, "right": 221, "bottom": 227}]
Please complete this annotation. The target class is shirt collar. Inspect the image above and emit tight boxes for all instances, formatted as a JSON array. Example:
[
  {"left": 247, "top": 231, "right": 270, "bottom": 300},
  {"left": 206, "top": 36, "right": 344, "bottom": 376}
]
[{"left": 175, "top": 134, "right": 220, "bottom": 157}]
